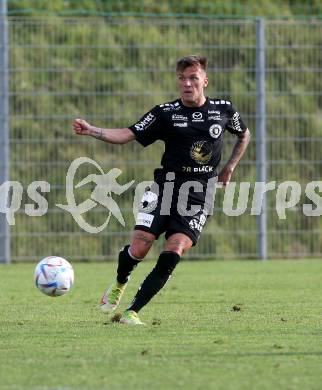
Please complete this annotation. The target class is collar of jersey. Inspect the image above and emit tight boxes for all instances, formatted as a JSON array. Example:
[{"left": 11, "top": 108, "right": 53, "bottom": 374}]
[{"left": 179, "top": 97, "right": 209, "bottom": 110}]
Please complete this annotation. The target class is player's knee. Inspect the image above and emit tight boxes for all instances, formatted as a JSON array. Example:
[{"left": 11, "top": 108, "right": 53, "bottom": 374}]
[
  {"left": 165, "top": 236, "right": 193, "bottom": 256},
  {"left": 130, "top": 230, "right": 155, "bottom": 259},
  {"left": 128, "top": 244, "right": 149, "bottom": 260},
  {"left": 155, "top": 251, "right": 181, "bottom": 276}
]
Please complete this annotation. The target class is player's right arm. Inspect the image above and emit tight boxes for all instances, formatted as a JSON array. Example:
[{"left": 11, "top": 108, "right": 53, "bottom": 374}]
[{"left": 73, "top": 118, "right": 135, "bottom": 144}]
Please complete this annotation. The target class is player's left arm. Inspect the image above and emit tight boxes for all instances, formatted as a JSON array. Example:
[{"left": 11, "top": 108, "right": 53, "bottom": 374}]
[{"left": 218, "top": 128, "right": 251, "bottom": 185}]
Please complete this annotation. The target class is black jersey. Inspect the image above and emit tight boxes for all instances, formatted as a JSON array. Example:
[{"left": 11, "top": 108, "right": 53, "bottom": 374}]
[{"left": 129, "top": 97, "right": 247, "bottom": 178}]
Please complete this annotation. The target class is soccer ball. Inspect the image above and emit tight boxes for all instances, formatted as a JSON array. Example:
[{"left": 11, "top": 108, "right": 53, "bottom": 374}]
[{"left": 34, "top": 256, "right": 74, "bottom": 297}]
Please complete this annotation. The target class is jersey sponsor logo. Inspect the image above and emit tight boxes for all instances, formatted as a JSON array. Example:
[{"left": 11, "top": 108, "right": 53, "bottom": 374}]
[
  {"left": 134, "top": 113, "right": 156, "bottom": 131},
  {"left": 208, "top": 110, "right": 221, "bottom": 120},
  {"left": 193, "top": 112, "right": 202, "bottom": 119},
  {"left": 182, "top": 165, "right": 214, "bottom": 173},
  {"left": 136, "top": 212, "right": 154, "bottom": 227},
  {"left": 190, "top": 141, "right": 212, "bottom": 165},
  {"left": 174, "top": 122, "right": 188, "bottom": 127},
  {"left": 232, "top": 112, "right": 243, "bottom": 132},
  {"left": 172, "top": 114, "right": 188, "bottom": 121},
  {"left": 189, "top": 213, "right": 207, "bottom": 232},
  {"left": 194, "top": 166, "right": 213, "bottom": 173},
  {"left": 192, "top": 112, "right": 203, "bottom": 122},
  {"left": 209, "top": 124, "right": 223, "bottom": 138}
]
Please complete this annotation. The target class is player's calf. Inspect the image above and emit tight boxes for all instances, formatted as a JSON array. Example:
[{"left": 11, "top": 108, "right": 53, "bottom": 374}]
[{"left": 127, "top": 251, "right": 181, "bottom": 313}]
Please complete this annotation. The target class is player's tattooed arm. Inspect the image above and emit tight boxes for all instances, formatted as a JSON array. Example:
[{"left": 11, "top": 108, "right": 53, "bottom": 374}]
[
  {"left": 73, "top": 118, "right": 135, "bottom": 144},
  {"left": 91, "top": 127, "right": 135, "bottom": 144},
  {"left": 218, "top": 129, "right": 251, "bottom": 185}
]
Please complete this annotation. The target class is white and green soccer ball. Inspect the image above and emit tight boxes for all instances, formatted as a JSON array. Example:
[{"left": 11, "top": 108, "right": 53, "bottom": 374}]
[{"left": 34, "top": 256, "right": 74, "bottom": 297}]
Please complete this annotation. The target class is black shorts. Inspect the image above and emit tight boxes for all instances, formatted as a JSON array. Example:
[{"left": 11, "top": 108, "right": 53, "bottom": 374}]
[{"left": 134, "top": 169, "right": 216, "bottom": 246}]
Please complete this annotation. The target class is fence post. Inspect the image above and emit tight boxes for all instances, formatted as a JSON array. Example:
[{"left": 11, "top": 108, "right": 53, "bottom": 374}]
[
  {"left": 0, "top": 0, "right": 10, "bottom": 264},
  {"left": 256, "top": 18, "right": 267, "bottom": 260}
]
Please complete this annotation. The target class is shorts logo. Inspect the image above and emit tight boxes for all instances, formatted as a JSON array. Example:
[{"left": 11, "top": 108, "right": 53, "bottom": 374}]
[
  {"left": 209, "top": 124, "right": 223, "bottom": 138},
  {"left": 139, "top": 190, "right": 158, "bottom": 213},
  {"left": 189, "top": 214, "right": 207, "bottom": 232},
  {"left": 136, "top": 212, "right": 154, "bottom": 227}
]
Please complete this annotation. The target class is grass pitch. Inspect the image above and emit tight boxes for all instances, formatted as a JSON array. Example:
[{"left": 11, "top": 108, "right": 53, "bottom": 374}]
[{"left": 1, "top": 259, "right": 322, "bottom": 390}]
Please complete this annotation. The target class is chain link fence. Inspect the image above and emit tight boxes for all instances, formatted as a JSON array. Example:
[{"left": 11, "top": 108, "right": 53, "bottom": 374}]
[{"left": 2, "top": 17, "right": 322, "bottom": 261}]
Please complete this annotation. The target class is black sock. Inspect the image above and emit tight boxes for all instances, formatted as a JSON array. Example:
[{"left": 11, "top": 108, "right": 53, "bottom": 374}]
[
  {"left": 128, "top": 251, "right": 181, "bottom": 313},
  {"left": 116, "top": 245, "right": 141, "bottom": 284}
]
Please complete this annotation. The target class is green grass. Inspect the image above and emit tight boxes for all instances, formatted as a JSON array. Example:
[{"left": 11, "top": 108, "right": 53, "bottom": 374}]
[{"left": 1, "top": 259, "right": 322, "bottom": 390}]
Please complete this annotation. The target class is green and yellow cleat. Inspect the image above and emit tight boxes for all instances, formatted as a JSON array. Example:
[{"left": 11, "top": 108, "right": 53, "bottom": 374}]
[
  {"left": 119, "top": 310, "right": 145, "bottom": 325},
  {"left": 100, "top": 282, "right": 127, "bottom": 314}
]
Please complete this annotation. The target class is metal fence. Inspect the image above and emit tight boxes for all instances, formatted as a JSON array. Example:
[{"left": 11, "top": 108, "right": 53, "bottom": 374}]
[{"left": 0, "top": 17, "right": 321, "bottom": 262}]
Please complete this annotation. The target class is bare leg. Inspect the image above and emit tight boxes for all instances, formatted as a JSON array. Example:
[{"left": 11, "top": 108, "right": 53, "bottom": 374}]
[{"left": 116, "top": 230, "right": 156, "bottom": 284}]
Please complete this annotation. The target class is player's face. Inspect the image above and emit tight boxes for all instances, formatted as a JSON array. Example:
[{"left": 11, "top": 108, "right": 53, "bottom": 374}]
[{"left": 177, "top": 65, "right": 208, "bottom": 107}]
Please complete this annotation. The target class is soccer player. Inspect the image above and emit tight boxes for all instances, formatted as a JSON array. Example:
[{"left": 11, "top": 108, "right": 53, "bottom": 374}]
[{"left": 73, "top": 55, "right": 250, "bottom": 325}]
